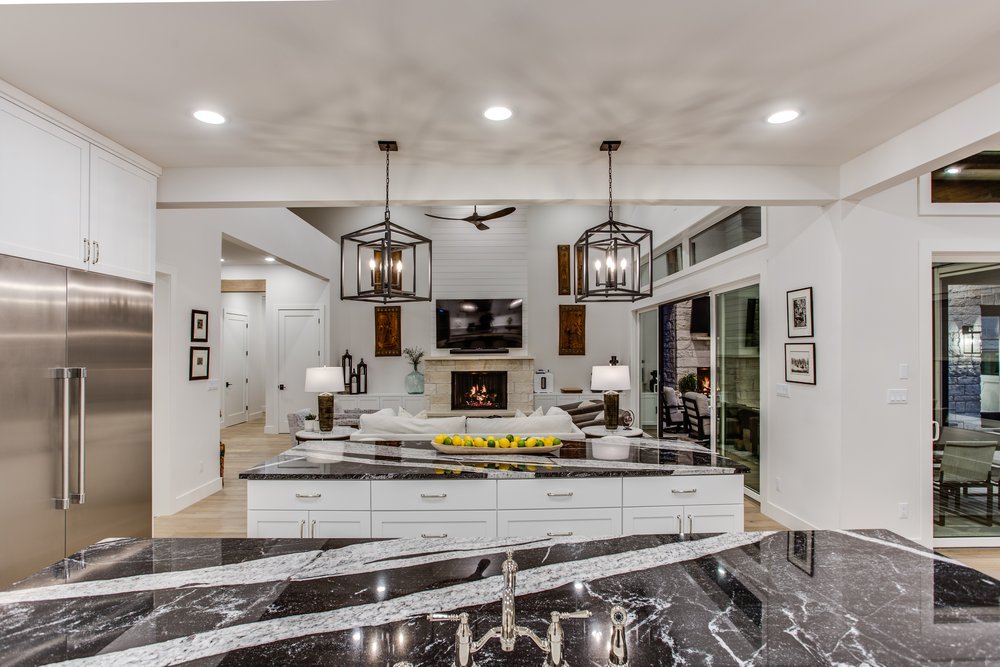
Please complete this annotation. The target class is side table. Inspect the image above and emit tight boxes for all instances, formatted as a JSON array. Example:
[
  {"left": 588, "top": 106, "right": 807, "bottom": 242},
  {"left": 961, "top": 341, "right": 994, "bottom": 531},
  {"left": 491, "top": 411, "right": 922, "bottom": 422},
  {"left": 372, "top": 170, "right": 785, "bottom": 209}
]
[{"left": 295, "top": 426, "right": 356, "bottom": 443}]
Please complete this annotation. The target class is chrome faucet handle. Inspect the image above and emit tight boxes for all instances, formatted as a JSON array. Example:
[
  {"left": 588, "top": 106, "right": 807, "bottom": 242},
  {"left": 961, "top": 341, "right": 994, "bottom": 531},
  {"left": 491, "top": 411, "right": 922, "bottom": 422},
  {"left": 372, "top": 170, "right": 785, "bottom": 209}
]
[
  {"left": 544, "top": 609, "right": 592, "bottom": 667},
  {"left": 609, "top": 605, "right": 629, "bottom": 666},
  {"left": 428, "top": 612, "right": 477, "bottom": 667}
]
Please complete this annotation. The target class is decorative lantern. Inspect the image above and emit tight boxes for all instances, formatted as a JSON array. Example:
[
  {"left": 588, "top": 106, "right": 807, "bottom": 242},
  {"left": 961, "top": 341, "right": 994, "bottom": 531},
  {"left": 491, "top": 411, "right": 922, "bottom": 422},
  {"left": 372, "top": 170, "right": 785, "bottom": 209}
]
[
  {"left": 341, "top": 349, "right": 353, "bottom": 395},
  {"left": 356, "top": 358, "right": 368, "bottom": 394}
]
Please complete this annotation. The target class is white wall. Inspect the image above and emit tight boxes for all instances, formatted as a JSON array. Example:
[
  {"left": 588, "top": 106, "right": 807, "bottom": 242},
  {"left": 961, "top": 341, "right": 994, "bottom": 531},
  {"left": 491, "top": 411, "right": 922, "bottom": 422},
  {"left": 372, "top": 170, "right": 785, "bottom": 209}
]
[
  {"left": 155, "top": 207, "right": 336, "bottom": 515},
  {"left": 221, "top": 264, "right": 331, "bottom": 431},
  {"left": 220, "top": 290, "right": 266, "bottom": 419}
]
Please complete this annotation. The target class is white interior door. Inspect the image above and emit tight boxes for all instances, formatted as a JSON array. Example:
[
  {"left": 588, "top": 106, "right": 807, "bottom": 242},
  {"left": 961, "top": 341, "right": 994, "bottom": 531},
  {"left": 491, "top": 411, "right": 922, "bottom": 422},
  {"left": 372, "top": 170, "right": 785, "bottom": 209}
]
[
  {"left": 278, "top": 308, "right": 324, "bottom": 433},
  {"left": 222, "top": 311, "right": 249, "bottom": 427}
]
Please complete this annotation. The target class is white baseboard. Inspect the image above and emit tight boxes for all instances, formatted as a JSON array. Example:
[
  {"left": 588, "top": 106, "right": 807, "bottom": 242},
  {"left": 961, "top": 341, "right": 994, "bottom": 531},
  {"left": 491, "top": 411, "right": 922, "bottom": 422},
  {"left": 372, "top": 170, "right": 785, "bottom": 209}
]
[
  {"left": 171, "top": 477, "right": 223, "bottom": 514},
  {"left": 249, "top": 410, "right": 264, "bottom": 421},
  {"left": 761, "top": 500, "right": 817, "bottom": 531}
]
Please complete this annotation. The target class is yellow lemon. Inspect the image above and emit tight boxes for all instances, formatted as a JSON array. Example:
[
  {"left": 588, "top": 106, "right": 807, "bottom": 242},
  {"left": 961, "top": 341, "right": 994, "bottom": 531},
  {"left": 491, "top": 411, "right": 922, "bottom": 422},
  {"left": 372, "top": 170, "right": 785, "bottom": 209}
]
[
  {"left": 475, "top": 438, "right": 487, "bottom": 448},
  {"left": 451, "top": 469, "right": 461, "bottom": 474},
  {"left": 433, "top": 434, "right": 446, "bottom": 445},
  {"left": 498, "top": 463, "right": 510, "bottom": 471},
  {"left": 525, "top": 437, "right": 538, "bottom": 447},
  {"left": 435, "top": 468, "right": 444, "bottom": 475},
  {"left": 452, "top": 436, "right": 464, "bottom": 446},
  {"left": 498, "top": 438, "right": 510, "bottom": 448},
  {"left": 543, "top": 437, "right": 553, "bottom": 447}
]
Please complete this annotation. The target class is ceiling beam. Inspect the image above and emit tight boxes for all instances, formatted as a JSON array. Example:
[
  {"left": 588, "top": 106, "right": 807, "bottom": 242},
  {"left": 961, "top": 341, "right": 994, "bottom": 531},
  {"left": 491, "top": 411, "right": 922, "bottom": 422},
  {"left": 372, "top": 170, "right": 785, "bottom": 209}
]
[
  {"left": 157, "top": 164, "right": 838, "bottom": 209},
  {"left": 840, "top": 80, "right": 1000, "bottom": 201}
]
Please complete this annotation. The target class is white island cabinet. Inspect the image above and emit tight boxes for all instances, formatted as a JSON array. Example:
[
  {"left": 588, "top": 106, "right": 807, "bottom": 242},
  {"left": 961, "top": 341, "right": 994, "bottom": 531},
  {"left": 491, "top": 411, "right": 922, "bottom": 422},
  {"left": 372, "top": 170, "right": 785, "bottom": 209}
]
[{"left": 245, "top": 474, "right": 743, "bottom": 539}]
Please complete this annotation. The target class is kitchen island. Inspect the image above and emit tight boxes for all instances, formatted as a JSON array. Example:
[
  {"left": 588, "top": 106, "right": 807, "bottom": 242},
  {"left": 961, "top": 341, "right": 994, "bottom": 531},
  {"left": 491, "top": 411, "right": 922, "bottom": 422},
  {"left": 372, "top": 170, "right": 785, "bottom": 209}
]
[
  {"left": 2, "top": 530, "right": 999, "bottom": 665},
  {"left": 240, "top": 438, "right": 750, "bottom": 539}
]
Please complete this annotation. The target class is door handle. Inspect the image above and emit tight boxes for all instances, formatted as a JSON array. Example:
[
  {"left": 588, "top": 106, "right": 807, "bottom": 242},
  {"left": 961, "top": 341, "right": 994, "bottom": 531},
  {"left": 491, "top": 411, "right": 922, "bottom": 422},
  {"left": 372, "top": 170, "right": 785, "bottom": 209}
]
[
  {"left": 53, "top": 368, "right": 71, "bottom": 509},
  {"left": 71, "top": 368, "right": 87, "bottom": 504},
  {"left": 310, "top": 519, "right": 317, "bottom": 538},
  {"left": 676, "top": 515, "right": 682, "bottom": 534},
  {"left": 931, "top": 420, "right": 941, "bottom": 443},
  {"left": 299, "top": 520, "right": 306, "bottom": 538},
  {"left": 82, "top": 238, "right": 90, "bottom": 264},
  {"left": 226, "top": 381, "right": 232, "bottom": 388},
  {"left": 93, "top": 242, "right": 100, "bottom": 265},
  {"left": 279, "top": 384, "right": 286, "bottom": 390},
  {"left": 688, "top": 515, "right": 694, "bottom": 534}
]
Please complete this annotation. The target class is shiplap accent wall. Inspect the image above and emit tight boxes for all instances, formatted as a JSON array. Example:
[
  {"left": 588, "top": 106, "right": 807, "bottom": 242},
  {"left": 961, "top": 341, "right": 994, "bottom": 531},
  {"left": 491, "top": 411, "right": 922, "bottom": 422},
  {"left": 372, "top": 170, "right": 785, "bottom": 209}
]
[{"left": 429, "top": 207, "right": 529, "bottom": 299}]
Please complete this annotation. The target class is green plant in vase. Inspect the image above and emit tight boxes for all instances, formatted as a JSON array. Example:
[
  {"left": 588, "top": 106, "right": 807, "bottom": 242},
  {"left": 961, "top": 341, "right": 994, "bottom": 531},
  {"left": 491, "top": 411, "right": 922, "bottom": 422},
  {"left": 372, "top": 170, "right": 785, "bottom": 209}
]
[
  {"left": 403, "top": 346, "right": 425, "bottom": 394},
  {"left": 678, "top": 373, "right": 698, "bottom": 395}
]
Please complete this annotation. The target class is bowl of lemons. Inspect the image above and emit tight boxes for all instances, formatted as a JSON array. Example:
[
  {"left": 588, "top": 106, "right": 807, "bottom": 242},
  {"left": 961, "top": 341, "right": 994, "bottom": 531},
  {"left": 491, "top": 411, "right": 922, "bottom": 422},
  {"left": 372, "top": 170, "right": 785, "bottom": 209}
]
[{"left": 429, "top": 433, "right": 563, "bottom": 455}]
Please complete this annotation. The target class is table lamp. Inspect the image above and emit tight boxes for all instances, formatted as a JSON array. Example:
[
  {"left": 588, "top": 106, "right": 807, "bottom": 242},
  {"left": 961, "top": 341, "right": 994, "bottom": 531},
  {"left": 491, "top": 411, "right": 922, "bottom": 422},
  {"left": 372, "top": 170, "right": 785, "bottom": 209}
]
[
  {"left": 591, "top": 365, "right": 631, "bottom": 430},
  {"left": 305, "top": 366, "right": 345, "bottom": 432}
]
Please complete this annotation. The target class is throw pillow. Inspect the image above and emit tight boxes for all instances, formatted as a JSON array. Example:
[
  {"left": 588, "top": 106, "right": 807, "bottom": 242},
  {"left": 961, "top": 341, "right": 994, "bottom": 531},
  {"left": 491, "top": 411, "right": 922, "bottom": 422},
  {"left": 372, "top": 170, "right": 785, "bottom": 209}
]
[
  {"left": 546, "top": 406, "right": 567, "bottom": 416},
  {"left": 514, "top": 407, "right": 543, "bottom": 418},
  {"left": 398, "top": 407, "right": 428, "bottom": 419}
]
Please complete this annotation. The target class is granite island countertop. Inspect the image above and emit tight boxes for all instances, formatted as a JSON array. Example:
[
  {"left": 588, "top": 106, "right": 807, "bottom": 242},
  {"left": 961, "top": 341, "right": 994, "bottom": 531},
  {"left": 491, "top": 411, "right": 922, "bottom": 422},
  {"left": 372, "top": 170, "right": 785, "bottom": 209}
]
[
  {"left": 2, "top": 530, "right": 1000, "bottom": 665},
  {"left": 239, "top": 437, "right": 750, "bottom": 481}
]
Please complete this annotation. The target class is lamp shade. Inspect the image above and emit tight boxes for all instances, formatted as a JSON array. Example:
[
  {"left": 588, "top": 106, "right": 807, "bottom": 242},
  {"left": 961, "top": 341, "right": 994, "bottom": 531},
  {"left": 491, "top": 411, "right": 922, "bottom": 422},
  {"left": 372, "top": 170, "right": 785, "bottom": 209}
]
[
  {"left": 591, "top": 365, "right": 631, "bottom": 391},
  {"left": 304, "top": 366, "right": 345, "bottom": 393}
]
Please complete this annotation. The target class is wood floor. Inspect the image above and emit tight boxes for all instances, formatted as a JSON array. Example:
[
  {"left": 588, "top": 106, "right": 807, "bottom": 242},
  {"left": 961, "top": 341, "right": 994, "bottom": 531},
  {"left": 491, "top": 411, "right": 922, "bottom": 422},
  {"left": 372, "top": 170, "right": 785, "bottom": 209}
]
[{"left": 155, "top": 418, "right": 1000, "bottom": 581}]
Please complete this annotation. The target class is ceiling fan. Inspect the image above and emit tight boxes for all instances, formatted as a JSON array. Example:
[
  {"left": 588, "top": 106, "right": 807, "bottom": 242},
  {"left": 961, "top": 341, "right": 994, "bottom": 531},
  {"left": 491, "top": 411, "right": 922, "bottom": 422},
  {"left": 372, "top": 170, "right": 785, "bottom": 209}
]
[{"left": 424, "top": 205, "right": 516, "bottom": 231}]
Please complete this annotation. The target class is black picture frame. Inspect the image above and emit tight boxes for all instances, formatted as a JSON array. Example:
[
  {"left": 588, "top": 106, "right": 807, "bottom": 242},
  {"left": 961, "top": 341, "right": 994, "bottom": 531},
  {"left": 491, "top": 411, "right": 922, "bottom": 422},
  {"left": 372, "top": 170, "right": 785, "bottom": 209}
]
[
  {"left": 786, "top": 531, "right": 815, "bottom": 576},
  {"left": 189, "top": 346, "right": 210, "bottom": 381},
  {"left": 786, "top": 287, "right": 813, "bottom": 338},
  {"left": 785, "top": 342, "right": 816, "bottom": 385},
  {"left": 191, "top": 309, "right": 209, "bottom": 342}
]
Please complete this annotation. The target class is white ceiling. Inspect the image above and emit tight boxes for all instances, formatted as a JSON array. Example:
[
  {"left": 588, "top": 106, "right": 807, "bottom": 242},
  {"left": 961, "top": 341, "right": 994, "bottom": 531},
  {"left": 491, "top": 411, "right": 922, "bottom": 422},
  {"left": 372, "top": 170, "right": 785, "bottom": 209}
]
[
  {"left": 221, "top": 237, "right": 278, "bottom": 265},
  {"left": 2, "top": 1, "right": 1000, "bottom": 169}
]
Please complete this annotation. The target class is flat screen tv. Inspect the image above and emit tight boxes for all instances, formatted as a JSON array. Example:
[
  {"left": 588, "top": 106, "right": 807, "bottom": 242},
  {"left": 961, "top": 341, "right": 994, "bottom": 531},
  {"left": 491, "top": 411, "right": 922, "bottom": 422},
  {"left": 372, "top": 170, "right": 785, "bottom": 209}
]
[{"left": 436, "top": 299, "right": 523, "bottom": 349}]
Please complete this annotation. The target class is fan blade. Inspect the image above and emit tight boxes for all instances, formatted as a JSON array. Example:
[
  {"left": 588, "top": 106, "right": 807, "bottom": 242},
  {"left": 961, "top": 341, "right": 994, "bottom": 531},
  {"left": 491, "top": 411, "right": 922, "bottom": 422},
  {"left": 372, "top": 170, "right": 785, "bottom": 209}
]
[
  {"left": 474, "top": 222, "right": 490, "bottom": 231},
  {"left": 474, "top": 206, "right": 517, "bottom": 222},
  {"left": 424, "top": 213, "right": 465, "bottom": 221}
]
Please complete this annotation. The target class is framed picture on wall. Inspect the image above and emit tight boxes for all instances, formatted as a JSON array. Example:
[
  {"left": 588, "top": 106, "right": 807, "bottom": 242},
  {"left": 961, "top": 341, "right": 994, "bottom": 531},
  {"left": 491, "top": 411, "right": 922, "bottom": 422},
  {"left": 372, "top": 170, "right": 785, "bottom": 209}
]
[
  {"left": 784, "top": 342, "right": 816, "bottom": 385},
  {"left": 786, "top": 287, "right": 813, "bottom": 337},
  {"left": 557, "top": 244, "right": 571, "bottom": 295},
  {"left": 189, "top": 346, "right": 210, "bottom": 380},
  {"left": 374, "top": 306, "right": 401, "bottom": 357},
  {"left": 558, "top": 304, "right": 586, "bottom": 355},
  {"left": 190, "top": 309, "right": 209, "bottom": 342}
]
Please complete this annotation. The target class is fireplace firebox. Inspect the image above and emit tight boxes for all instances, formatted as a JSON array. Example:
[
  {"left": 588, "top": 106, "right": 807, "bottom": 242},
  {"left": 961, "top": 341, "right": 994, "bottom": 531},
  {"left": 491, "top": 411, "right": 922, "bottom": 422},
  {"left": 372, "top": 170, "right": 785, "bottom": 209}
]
[{"left": 451, "top": 371, "right": 508, "bottom": 411}]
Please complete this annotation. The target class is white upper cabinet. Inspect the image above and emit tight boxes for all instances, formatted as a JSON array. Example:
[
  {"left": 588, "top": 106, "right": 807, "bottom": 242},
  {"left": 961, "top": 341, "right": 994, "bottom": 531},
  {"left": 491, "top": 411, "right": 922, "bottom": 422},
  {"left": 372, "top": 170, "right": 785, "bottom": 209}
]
[
  {"left": 0, "top": 94, "right": 158, "bottom": 282},
  {"left": 0, "top": 96, "right": 89, "bottom": 270},
  {"left": 89, "top": 147, "right": 156, "bottom": 282}
]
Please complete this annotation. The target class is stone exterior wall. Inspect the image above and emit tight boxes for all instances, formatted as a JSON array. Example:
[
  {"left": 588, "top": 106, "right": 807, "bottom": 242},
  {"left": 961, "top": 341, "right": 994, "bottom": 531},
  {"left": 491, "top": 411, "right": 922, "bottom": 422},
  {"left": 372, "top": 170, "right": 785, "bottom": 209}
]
[
  {"left": 424, "top": 356, "right": 534, "bottom": 415},
  {"left": 945, "top": 284, "right": 1000, "bottom": 419},
  {"left": 674, "top": 301, "right": 711, "bottom": 388}
]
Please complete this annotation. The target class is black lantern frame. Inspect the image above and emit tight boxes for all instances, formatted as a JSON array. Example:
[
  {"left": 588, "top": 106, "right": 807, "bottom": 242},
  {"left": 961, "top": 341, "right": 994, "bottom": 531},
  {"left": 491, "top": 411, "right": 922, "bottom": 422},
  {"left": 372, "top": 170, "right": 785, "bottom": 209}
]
[
  {"left": 341, "top": 141, "right": 432, "bottom": 303},
  {"left": 574, "top": 141, "right": 652, "bottom": 303}
]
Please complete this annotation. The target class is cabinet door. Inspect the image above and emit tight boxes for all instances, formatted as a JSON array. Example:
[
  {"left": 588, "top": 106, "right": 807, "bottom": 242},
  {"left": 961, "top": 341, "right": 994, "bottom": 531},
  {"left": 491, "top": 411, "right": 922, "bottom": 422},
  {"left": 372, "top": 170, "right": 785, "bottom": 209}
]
[
  {"left": 247, "top": 509, "right": 308, "bottom": 538},
  {"left": 308, "top": 511, "right": 371, "bottom": 538},
  {"left": 88, "top": 146, "right": 156, "bottom": 282},
  {"left": 371, "top": 510, "right": 497, "bottom": 538},
  {"left": 684, "top": 503, "right": 744, "bottom": 534},
  {"left": 623, "top": 507, "right": 683, "bottom": 536},
  {"left": 0, "top": 97, "right": 88, "bottom": 269},
  {"left": 497, "top": 507, "right": 621, "bottom": 538}
]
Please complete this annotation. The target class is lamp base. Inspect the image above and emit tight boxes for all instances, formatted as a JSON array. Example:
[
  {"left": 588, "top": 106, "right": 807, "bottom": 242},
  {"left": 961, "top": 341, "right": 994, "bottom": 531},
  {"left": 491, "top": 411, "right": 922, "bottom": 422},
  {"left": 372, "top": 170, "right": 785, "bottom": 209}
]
[
  {"left": 603, "top": 390, "right": 620, "bottom": 430},
  {"left": 318, "top": 393, "right": 335, "bottom": 432}
]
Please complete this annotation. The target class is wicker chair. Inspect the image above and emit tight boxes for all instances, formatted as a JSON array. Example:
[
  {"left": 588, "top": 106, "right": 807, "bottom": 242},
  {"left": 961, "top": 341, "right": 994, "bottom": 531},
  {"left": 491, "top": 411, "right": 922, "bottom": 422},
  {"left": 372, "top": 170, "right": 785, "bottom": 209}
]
[{"left": 286, "top": 408, "right": 312, "bottom": 446}]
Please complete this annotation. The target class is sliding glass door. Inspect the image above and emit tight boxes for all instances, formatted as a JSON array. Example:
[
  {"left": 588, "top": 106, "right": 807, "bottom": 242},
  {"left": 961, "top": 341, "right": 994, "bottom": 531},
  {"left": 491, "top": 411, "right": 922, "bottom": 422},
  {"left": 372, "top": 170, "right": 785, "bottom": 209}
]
[
  {"left": 715, "top": 284, "right": 760, "bottom": 493},
  {"left": 932, "top": 262, "right": 1000, "bottom": 540}
]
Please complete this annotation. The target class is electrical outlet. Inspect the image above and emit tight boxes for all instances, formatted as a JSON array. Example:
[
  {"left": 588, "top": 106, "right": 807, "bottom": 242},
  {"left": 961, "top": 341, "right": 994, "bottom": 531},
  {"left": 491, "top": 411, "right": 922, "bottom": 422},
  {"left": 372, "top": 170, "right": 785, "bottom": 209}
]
[
  {"left": 899, "top": 502, "right": 909, "bottom": 519},
  {"left": 775, "top": 476, "right": 782, "bottom": 492}
]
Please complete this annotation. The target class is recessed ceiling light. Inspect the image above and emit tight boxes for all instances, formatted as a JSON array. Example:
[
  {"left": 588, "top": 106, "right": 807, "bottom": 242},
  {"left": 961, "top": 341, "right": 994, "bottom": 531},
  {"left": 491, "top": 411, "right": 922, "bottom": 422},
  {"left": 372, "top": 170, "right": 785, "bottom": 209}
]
[
  {"left": 193, "top": 109, "right": 226, "bottom": 125},
  {"left": 484, "top": 106, "right": 512, "bottom": 121},
  {"left": 766, "top": 109, "right": 800, "bottom": 124},
  {"left": 264, "top": 256, "right": 276, "bottom": 262},
  {"left": 945, "top": 166, "right": 963, "bottom": 175},
  {"left": 220, "top": 258, "right": 225, "bottom": 262}
]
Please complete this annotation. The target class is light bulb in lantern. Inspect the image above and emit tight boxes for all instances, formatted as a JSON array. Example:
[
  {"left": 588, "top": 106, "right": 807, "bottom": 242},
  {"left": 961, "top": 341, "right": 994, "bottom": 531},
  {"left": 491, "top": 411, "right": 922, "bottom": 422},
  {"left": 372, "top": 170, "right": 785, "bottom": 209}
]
[{"left": 395, "top": 260, "right": 403, "bottom": 273}]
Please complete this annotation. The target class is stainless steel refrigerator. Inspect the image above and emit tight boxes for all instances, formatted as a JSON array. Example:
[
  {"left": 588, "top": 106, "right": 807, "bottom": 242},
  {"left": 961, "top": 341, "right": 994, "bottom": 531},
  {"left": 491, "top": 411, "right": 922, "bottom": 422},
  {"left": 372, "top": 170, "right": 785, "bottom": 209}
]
[{"left": 0, "top": 254, "right": 152, "bottom": 587}]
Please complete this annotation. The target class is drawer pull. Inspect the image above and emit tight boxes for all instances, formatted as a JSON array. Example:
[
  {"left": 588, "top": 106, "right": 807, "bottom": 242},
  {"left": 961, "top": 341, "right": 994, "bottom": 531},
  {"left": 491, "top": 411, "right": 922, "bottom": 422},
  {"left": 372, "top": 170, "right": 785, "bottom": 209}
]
[
  {"left": 670, "top": 489, "right": 697, "bottom": 494},
  {"left": 295, "top": 493, "right": 322, "bottom": 499},
  {"left": 421, "top": 533, "right": 448, "bottom": 538},
  {"left": 547, "top": 531, "right": 574, "bottom": 537},
  {"left": 420, "top": 493, "right": 448, "bottom": 499},
  {"left": 299, "top": 520, "right": 305, "bottom": 538},
  {"left": 546, "top": 491, "right": 574, "bottom": 497},
  {"left": 310, "top": 519, "right": 317, "bottom": 538}
]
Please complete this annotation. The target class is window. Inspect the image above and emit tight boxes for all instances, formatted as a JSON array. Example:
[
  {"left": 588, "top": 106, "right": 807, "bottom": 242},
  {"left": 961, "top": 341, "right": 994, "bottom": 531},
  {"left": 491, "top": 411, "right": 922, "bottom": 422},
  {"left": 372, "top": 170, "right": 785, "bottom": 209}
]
[
  {"left": 652, "top": 244, "right": 682, "bottom": 282},
  {"left": 689, "top": 207, "right": 761, "bottom": 266},
  {"left": 931, "top": 152, "right": 1000, "bottom": 203}
]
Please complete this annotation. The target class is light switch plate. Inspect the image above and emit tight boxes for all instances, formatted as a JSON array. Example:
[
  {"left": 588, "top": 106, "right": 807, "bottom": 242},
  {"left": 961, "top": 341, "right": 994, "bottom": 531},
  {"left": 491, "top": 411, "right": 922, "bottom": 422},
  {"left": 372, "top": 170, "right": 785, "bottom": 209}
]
[
  {"left": 776, "top": 383, "right": 790, "bottom": 398},
  {"left": 888, "top": 388, "right": 908, "bottom": 404},
  {"left": 206, "top": 379, "right": 220, "bottom": 392},
  {"left": 898, "top": 363, "right": 909, "bottom": 380}
]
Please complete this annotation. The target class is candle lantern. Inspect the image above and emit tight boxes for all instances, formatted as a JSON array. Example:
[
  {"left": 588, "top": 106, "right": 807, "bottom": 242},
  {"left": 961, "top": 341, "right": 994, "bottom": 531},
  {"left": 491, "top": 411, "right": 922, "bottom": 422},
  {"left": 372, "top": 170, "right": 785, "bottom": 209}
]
[
  {"left": 356, "top": 358, "right": 368, "bottom": 394},
  {"left": 341, "top": 349, "right": 354, "bottom": 394}
]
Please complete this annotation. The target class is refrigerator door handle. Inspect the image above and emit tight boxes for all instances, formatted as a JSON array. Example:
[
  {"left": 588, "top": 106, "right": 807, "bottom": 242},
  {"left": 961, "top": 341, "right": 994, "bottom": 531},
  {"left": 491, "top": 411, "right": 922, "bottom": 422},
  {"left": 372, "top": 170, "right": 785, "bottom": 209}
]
[
  {"left": 71, "top": 368, "right": 87, "bottom": 505},
  {"left": 52, "top": 368, "right": 71, "bottom": 510}
]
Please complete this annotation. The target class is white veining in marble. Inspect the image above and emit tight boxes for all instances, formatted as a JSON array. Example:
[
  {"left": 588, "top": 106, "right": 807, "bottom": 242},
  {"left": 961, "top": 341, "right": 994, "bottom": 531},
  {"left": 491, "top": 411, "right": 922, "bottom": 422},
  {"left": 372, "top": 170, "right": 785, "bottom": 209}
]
[{"left": 49, "top": 532, "right": 775, "bottom": 666}]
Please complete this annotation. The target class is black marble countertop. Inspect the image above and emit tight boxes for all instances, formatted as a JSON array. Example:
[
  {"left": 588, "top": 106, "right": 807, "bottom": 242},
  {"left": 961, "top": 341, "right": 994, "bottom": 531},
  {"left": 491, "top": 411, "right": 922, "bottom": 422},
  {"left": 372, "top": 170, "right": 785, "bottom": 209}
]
[
  {"left": 238, "top": 438, "right": 750, "bottom": 480},
  {"left": 2, "top": 530, "right": 999, "bottom": 665}
]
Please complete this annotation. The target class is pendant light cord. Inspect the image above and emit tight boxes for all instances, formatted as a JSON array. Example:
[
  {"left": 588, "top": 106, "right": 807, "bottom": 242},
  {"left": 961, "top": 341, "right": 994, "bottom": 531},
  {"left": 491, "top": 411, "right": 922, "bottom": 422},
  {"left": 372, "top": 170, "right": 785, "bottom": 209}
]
[{"left": 608, "top": 147, "right": 614, "bottom": 221}]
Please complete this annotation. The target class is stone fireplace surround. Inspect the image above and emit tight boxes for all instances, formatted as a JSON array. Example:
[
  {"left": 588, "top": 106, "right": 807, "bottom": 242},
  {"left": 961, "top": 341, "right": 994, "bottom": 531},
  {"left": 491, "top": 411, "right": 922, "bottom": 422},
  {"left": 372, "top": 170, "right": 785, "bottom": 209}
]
[{"left": 424, "top": 354, "right": 534, "bottom": 416}]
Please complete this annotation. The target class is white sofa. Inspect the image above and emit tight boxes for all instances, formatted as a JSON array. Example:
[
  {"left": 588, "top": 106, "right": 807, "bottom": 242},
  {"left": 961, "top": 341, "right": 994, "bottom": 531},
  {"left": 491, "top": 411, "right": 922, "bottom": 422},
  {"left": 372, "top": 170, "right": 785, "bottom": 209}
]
[{"left": 349, "top": 413, "right": 585, "bottom": 442}]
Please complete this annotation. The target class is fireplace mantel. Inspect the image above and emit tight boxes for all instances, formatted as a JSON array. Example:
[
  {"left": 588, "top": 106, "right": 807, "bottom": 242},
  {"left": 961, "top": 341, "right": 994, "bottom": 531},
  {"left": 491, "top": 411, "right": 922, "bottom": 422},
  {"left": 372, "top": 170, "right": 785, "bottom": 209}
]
[{"left": 424, "top": 354, "right": 534, "bottom": 416}]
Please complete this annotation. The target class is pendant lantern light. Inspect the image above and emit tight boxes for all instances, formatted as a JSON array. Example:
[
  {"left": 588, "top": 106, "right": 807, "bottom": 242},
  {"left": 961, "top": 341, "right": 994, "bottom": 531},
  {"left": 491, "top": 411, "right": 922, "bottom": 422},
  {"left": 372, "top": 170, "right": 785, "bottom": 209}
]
[
  {"left": 341, "top": 141, "right": 432, "bottom": 303},
  {"left": 574, "top": 141, "right": 652, "bottom": 302}
]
